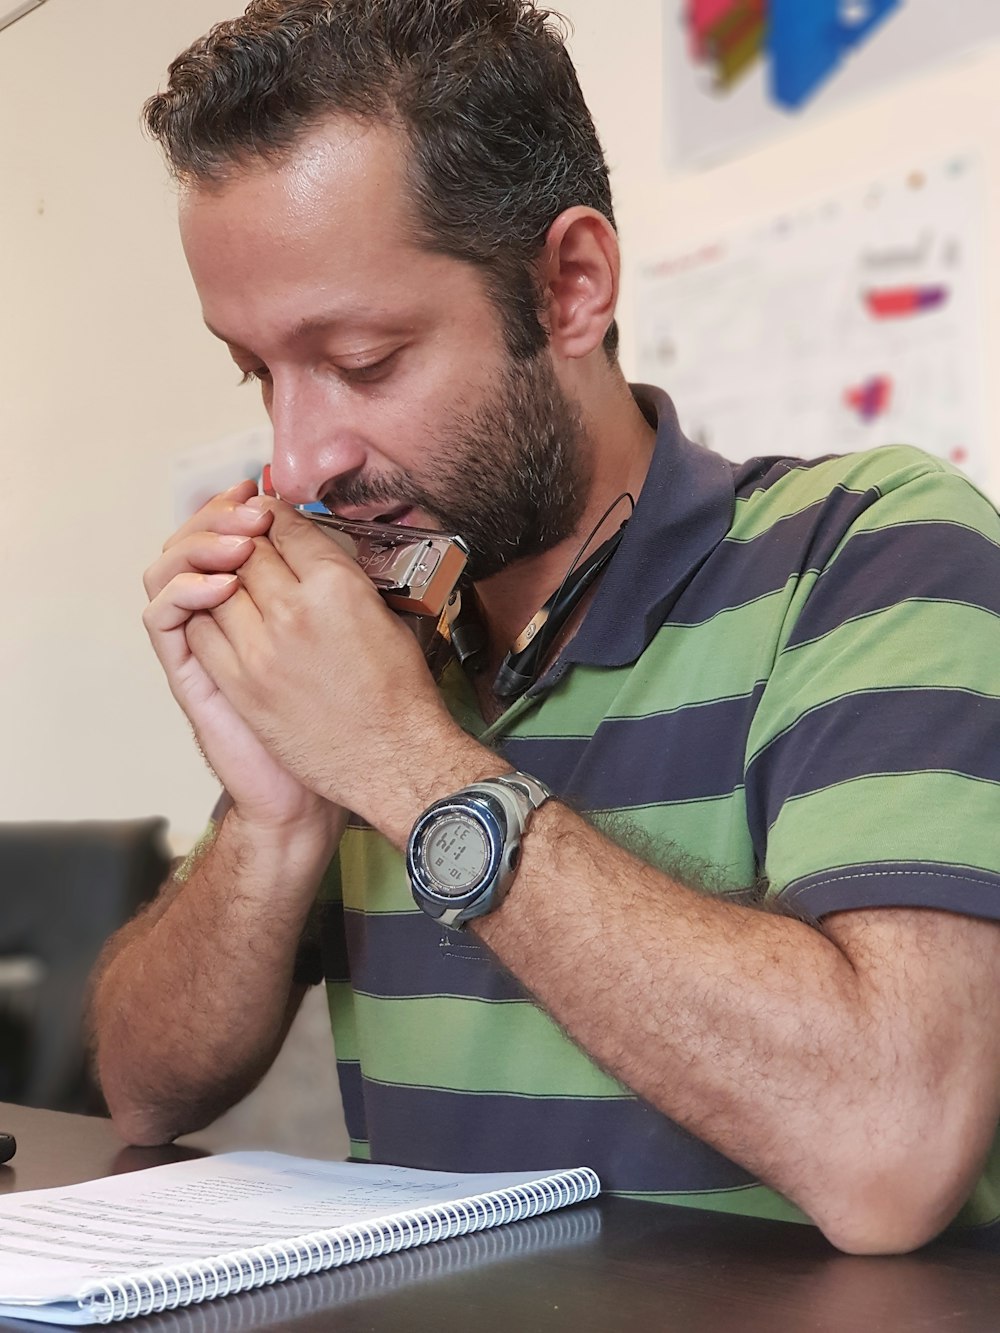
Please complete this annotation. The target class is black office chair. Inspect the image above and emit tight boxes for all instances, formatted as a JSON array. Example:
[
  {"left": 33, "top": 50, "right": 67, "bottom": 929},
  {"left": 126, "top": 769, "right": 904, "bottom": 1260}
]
[{"left": 0, "top": 817, "right": 170, "bottom": 1113}]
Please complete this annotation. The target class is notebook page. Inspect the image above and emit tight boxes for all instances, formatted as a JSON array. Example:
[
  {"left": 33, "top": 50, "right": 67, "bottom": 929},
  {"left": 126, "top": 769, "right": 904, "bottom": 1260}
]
[{"left": 0, "top": 1152, "right": 575, "bottom": 1306}]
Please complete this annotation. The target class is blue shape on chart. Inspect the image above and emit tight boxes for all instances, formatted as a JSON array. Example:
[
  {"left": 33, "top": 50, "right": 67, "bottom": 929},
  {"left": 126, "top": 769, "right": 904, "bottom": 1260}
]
[{"left": 769, "top": 0, "right": 903, "bottom": 110}]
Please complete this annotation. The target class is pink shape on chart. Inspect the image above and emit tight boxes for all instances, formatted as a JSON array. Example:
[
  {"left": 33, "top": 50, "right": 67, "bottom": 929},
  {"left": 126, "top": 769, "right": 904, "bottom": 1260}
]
[{"left": 687, "top": 0, "right": 746, "bottom": 57}]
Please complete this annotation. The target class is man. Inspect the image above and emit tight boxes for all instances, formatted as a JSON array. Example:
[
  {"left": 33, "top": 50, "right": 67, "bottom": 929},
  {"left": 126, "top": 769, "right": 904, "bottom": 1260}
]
[{"left": 90, "top": 0, "right": 1000, "bottom": 1254}]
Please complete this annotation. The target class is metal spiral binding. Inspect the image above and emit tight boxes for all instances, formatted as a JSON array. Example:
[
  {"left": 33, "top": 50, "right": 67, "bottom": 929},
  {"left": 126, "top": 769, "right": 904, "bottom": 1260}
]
[{"left": 80, "top": 1168, "right": 600, "bottom": 1323}]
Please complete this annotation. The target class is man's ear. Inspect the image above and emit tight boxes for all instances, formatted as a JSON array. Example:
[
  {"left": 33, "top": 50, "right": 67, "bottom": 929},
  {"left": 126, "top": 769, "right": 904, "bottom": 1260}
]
[{"left": 537, "top": 207, "right": 620, "bottom": 360}]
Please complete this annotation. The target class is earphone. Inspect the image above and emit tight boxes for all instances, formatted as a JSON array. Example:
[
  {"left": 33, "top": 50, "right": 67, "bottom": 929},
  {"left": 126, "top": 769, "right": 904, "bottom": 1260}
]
[{"left": 446, "top": 494, "right": 634, "bottom": 702}]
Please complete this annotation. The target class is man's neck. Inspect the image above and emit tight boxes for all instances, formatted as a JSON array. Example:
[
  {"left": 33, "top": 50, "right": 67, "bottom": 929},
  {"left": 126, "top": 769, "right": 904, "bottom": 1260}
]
[{"left": 471, "top": 379, "right": 657, "bottom": 688}]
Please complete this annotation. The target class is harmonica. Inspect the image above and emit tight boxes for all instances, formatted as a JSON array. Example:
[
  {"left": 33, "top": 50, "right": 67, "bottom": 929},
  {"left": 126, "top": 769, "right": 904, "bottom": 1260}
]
[{"left": 305, "top": 512, "right": 469, "bottom": 617}]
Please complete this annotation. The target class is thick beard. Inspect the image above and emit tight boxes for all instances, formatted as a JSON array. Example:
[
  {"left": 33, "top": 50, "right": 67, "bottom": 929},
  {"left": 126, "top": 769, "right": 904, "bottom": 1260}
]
[{"left": 328, "top": 352, "right": 592, "bottom": 582}]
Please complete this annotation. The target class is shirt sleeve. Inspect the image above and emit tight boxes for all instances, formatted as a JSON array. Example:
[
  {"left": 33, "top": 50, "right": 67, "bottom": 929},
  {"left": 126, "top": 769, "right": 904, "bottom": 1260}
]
[{"left": 743, "top": 450, "right": 1000, "bottom": 921}]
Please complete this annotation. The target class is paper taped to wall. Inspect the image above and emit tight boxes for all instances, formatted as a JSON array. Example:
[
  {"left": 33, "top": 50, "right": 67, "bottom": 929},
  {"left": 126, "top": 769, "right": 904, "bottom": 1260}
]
[{"left": 637, "top": 155, "right": 986, "bottom": 480}]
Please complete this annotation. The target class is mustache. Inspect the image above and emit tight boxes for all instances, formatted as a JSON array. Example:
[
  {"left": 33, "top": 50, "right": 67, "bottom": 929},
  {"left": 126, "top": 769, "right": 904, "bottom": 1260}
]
[{"left": 320, "top": 471, "right": 415, "bottom": 512}]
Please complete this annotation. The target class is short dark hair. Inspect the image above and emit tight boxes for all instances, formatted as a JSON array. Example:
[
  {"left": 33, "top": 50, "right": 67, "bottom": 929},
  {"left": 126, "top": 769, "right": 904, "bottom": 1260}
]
[{"left": 144, "top": 0, "right": 619, "bottom": 360}]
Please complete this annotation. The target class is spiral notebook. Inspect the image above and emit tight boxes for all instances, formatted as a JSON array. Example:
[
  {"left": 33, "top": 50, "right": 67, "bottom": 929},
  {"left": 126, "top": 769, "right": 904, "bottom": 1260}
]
[{"left": 0, "top": 1152, "right": 600, "bottom": 1325}]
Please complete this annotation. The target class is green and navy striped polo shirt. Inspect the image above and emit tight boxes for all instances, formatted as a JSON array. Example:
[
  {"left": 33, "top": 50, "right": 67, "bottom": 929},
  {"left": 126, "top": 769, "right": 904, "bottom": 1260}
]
[{"left": 309, "top": 385, "right": 1000, "bottom": 1225}]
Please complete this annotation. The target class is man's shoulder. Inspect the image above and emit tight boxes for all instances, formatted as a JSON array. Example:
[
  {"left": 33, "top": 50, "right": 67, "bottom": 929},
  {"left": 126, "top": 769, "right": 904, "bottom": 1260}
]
[{"left": 728, "top": 444, "right": 998, "bottom": 546}]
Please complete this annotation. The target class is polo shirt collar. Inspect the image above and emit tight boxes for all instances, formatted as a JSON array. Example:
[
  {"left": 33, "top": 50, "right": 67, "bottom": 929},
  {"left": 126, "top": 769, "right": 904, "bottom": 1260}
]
[{"left": 546, "top": 384, "right": 736, "bottom": 677}]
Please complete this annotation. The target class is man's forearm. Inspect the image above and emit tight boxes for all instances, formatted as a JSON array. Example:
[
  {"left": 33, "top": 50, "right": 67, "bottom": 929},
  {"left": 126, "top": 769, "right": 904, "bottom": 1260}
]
[
  {"left": 90, "top": 812, "right": 337, "bottom": 1145},
  {"left": 465, "top": 799, "right": 1000, "bottom": 1252}
]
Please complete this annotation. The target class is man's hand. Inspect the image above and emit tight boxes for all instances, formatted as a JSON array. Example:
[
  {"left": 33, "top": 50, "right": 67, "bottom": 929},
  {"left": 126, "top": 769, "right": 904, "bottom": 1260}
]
[
  {"left": 184, "top": 499, "right": 485, "bottom": 842},
  {"left": 143, "top": 481, "right": 342, "bottom": 840},
  {"left": 102, "top": 485, "right": 357, "bottom": 1144}
]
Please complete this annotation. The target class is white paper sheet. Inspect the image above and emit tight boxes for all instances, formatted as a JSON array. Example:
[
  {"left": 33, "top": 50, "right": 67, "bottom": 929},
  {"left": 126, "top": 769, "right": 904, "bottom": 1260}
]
[{"left": 0, "top": 1152, "right": 582, "bottom": 1315}]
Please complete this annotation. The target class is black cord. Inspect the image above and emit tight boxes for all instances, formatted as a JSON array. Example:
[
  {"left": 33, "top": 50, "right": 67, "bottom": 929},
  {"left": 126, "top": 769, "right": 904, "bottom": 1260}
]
[{"left": 493, "top": 492, "right": 635, "bottom": 700}]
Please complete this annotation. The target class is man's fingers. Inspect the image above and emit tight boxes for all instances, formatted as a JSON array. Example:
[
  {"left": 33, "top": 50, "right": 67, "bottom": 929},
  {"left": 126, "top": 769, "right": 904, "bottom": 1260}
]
[
  {"left": 143, "top": 572, "right": 240, "bottom": 638},
  {"left": 262, "top": 500, "right": 369, "bottom": 584},
  {"left": 215, "top": 539, "right": 302, "bottom": 620},
  {"left": 162, "top": 483, "right": 273, "bottom": 553},
  {"left": 144, "top": 532, "right": 256, "bottom": 599},
  {"left": 186, "top": 608, "right": 242, "bottom": 684},
  {"left": 142, "top": 573, "right": 239, "bottom": 690}
]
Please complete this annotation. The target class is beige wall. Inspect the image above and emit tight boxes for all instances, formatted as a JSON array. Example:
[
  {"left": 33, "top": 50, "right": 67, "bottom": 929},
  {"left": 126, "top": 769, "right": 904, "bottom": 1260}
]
[{"left": 2, "top": 0, "right": 998, "bottom": 845}]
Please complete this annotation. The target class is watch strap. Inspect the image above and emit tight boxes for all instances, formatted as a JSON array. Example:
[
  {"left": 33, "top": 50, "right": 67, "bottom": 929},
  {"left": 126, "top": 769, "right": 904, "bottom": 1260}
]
[
  {"left": 492, "top": 771, "right": 552, "bottom": 808},
  {"left": 456, "top": 773, "right": 552, "bottom": 849}
]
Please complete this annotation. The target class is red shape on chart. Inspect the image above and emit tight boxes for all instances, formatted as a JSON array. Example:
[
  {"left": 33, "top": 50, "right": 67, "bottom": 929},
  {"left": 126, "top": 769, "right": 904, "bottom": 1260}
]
[{"left": 864, "top": 286, "right": 949, "bottom": 319}]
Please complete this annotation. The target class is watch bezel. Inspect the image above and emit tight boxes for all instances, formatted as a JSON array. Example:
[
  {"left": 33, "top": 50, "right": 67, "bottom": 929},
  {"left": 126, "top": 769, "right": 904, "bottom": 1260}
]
[{"left": 407, "top": 790, "right": 511, "bottom": 921}]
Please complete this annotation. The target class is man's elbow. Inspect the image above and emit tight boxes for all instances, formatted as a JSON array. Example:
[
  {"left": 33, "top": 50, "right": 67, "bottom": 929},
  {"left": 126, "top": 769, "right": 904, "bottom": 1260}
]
[
  {"left": 810, "top": 1137, "right": 984, "bottom": 1256},
  {"left": 106, "top": 1102, "right": 179, "bottom": 1148},
  {"left": 817, "top": 1194, "right": 952, "bottom": 1256},
  {"left": 99, "top": 1073, "right": 189, "bottom": 1146},
  {"left": 96, "top": 1049, "right": 202, "bottom": 1146}
]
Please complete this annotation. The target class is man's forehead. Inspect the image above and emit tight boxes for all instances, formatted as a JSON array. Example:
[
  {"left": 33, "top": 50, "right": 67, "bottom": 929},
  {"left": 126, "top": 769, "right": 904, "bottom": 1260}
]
[
  {"left": 178, "top": 114, "right": 413, "bottom": 231},
  {"left": 176, "top": 113, "right": 492, "bottom": 352}
]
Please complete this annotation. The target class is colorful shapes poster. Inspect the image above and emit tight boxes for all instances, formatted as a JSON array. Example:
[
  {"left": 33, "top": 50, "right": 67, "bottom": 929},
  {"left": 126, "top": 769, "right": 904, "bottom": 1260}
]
[
  {"left": 667, "top": 0, "right": 1000, "bottom": 165},
  {"left": 636, "top": 157, "right": 985, "bottom": 480}
]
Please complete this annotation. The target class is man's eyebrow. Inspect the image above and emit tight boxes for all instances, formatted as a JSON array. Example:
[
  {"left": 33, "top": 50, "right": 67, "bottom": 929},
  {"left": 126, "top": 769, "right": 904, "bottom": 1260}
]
[
  {"left": 290, "top": 312, "right": 346, "bottom": 340},
  {"left": 201, "top": 312, "right": 350, "bottom": 346}
]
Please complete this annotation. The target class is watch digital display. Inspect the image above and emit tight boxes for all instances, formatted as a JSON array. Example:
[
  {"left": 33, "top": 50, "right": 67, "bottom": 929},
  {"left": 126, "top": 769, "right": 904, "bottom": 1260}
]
[{"left": 424, "top": 814, "right": 490, "bottom": 897}]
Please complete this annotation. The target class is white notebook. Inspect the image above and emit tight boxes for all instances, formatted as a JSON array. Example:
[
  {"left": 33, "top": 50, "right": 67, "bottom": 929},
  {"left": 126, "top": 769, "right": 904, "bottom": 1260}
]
[{"left": 0, "top": 1152, "right": 600, "bottom": 1325}]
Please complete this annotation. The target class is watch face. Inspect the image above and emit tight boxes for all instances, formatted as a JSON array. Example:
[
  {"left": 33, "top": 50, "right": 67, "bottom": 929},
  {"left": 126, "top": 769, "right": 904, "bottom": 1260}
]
[{"left": 423, "top": 813, "right": 491, "bottom": 897}]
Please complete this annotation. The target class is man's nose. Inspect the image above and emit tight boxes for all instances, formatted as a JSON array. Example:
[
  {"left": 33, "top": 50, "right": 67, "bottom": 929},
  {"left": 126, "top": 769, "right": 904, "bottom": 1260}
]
[{"left": 266, "top": 375, "right": 366, "bottom": 505}]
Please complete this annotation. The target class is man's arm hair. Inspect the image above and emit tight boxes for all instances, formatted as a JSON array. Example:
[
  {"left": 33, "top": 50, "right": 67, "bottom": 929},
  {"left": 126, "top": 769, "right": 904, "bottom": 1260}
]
[
  {"left": 86, "top": 813, "right": 331, "bottom": 1144},
  {"left": 472, "top": 800, "right": 1000, "bottom": 1256}
]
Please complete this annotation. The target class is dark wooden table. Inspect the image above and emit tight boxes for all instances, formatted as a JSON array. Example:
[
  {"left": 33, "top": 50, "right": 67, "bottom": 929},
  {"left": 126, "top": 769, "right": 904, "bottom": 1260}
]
[{"left": 0, "top": 1102, "right": 998, "bottom": 1331}]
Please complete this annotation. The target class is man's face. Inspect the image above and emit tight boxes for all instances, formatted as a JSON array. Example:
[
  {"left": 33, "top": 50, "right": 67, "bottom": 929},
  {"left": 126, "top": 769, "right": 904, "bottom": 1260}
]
[{"left": 180, "top": 117, "right": 590, "bottom": 580}]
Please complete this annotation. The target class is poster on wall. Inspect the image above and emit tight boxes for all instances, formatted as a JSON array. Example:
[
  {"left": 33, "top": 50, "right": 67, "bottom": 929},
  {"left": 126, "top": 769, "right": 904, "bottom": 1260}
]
[
  {"left": 667, "top": 0, "right": 1000, "bottom": 166},
  {"left": 636, "top": 155, "right": 986, "bottom": 481}
]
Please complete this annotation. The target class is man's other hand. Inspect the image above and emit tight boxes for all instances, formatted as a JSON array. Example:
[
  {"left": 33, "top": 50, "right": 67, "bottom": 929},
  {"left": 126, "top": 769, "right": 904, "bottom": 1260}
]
[
  {"left": 143, "top": 480, "right": 343, "bottom": 841},
  {"left": 185, "top": 498, "right": 476, "bottom": 840}
]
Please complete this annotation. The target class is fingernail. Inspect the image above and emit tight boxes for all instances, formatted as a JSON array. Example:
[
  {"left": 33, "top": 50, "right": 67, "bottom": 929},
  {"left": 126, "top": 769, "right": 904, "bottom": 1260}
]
[
  {"left": 218, "top": 534, "right": 252, "bottom": 548},
  {"left": 244, "top": 494, "right": 272, "bottom": 511},
  {"left": 205, "top": 573, "right": 238, "bottom": 586}
]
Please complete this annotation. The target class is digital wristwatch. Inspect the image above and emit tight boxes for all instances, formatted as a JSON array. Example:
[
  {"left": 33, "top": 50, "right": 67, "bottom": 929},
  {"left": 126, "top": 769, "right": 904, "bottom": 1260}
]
[{"left": 406, "top": 772, "right": 552, "bottom": 929}]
